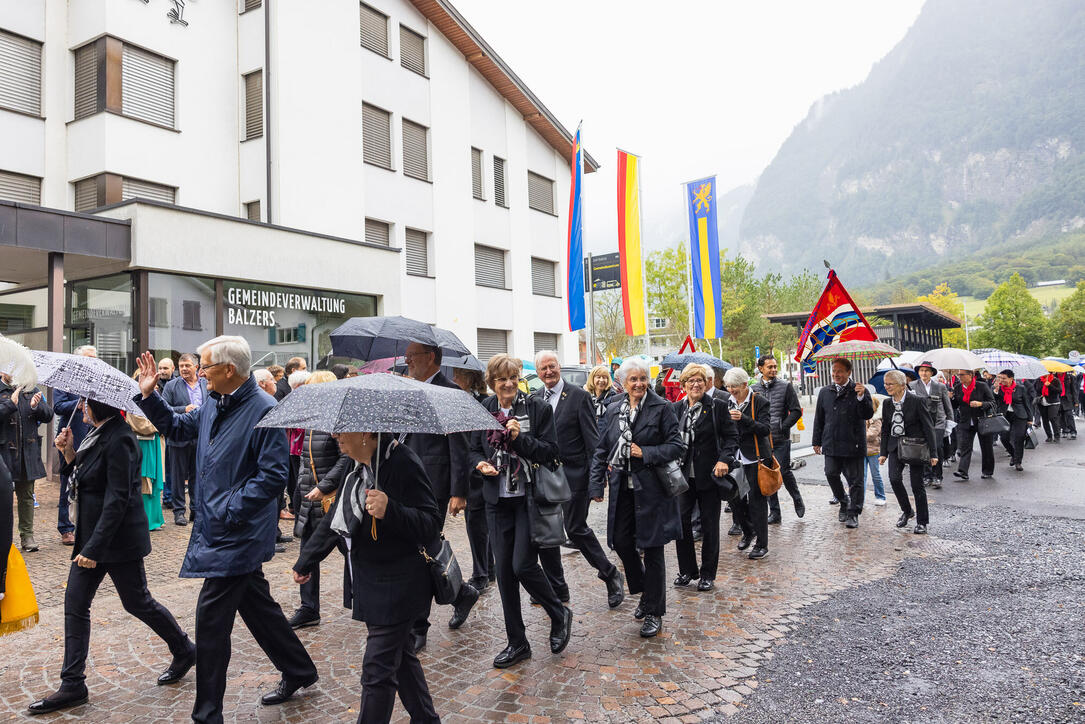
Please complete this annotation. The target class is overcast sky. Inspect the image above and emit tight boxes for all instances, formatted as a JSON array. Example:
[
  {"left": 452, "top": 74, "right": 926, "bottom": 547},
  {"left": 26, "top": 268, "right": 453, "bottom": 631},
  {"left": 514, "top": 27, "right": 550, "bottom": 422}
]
[{"left": 455, "top": 0, "right": 926, "bottom": 258}]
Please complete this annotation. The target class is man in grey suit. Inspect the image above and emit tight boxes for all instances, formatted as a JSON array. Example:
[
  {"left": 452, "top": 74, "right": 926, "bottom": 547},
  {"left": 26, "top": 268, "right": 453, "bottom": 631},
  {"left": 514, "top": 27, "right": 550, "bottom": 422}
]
[{"left": 908, "top": 361, "right": 953, "bottom": 488}]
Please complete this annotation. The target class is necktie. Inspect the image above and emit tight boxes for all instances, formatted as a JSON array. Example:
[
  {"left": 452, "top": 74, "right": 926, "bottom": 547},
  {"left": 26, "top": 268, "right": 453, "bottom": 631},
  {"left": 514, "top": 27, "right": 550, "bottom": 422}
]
[{"left": 544, "top": 388, "right": 554, "bottom": 402}]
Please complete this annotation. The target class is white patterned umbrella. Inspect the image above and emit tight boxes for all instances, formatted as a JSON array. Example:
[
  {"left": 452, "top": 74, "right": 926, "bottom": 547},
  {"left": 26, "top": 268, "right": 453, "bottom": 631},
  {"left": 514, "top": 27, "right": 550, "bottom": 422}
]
[
  {"left": 972, "top": 349, "right": 1047, "bottom": 379},
  {"left": 26, "top": 350, "right": 143, "bottom": 414}
]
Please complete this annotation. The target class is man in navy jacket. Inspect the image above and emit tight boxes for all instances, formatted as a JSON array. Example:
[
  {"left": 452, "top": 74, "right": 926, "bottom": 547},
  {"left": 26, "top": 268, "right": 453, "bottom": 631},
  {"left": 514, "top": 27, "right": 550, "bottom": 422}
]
[
  {"left": 135, "top": 337, "right": 317, "bottom": 723},
  {"left": 811, "top": 358, "right": 874, "bottom": 529}
]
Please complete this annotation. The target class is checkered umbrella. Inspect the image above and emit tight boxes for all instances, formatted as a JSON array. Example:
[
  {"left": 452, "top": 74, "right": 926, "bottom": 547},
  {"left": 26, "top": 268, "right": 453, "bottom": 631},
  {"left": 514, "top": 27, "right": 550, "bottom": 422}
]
[{"left": 973, "top": 349, "right": 1047, "bottom": 379}]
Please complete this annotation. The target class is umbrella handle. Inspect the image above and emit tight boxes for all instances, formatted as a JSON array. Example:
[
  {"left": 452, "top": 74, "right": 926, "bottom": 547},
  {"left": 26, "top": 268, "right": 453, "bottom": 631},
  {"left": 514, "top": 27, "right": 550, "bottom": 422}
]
[
  {"left": 65, "top": 397, "right": 84, "bottom": 429},
  {"left": 371, "top": 517, "right": 377, "bottom": 541}
]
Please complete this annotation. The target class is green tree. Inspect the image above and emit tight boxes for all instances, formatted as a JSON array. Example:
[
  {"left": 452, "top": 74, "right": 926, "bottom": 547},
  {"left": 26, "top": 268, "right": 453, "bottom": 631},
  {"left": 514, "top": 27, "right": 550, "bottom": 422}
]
[
  {"left": 644, "top": 244, "right": 690, "bottom": 348},
  {"left": 1049, "top": 281, "right": 1085, "bottom": 355},
  {"left": 972, "top": 273, "right": 1049, "bottom": 355},
  {"left": 916, "top": 282, "right": 967, "bottom": 347},
  {"left": 591, "top": 290, "right": 639, "bottom": 361}
]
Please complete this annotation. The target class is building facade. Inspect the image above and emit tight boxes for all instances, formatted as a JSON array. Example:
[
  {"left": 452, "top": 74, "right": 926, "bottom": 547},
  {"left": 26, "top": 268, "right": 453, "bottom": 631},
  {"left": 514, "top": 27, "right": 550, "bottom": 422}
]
[{"left": 0, "top": 0, "right": 596, "bottom": 371}]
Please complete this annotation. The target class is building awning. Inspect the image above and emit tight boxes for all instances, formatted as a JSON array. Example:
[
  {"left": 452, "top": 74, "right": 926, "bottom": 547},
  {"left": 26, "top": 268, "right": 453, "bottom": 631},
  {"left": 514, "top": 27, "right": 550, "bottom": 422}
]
[{"left": 764, "top": 302, "right": 962, "bottom": 330}]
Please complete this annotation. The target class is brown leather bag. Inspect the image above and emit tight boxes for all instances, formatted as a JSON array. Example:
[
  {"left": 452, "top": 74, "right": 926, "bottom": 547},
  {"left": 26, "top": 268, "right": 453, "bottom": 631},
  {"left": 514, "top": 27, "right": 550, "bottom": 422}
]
[
  {"left": 751, "top": 393, "right": 783, "bottom": 496},
  {"left": 308, "top": 433, "right": 336, "bottom": 514}
]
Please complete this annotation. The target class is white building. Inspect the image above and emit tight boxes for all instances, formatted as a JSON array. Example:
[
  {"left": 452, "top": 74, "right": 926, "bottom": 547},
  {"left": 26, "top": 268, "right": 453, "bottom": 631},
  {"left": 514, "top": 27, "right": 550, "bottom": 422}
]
[{"left": 0, "top": 0, "right": 597, "bottom": 370}]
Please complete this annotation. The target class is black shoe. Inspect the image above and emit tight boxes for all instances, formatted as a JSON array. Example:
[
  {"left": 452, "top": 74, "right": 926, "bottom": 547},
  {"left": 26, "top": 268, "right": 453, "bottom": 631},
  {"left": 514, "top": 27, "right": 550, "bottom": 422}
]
[
  {"left": 896, "top": 512, "right": 913, "bottom": 528},
  {"left": 28, "top": 688, "right": 89, "bottom": 715},
  {"left": 692, "top": 528, "right": 703, "bottom": 542},
  {"left": 838, "top": 505, "right": 848, "bottom": 523},
  {"left": 980, "top": 473, "right": 992, "bottom": 479},
  {"left": 260, "top": 674, "right": 318, "bottom": 705},
  {"left": 639, "top": 615, "right": 662, "bottom": 638},
  {"left": 845, "top": 515, "right": 859, "bottom": 529},
  {"left": 724, "top": 503, "right": 732, "bottom": 513},
  {"left": 727, "top": 523, "right": 743, "bottom": 536},
  {"left": 633, "top": 600, "right": 645, "bottom": 620},
  {"left": 274, "top": 544, "right": 287, "bottom": 553},
  {"left": 828, "top": 497, "right": 839, "bottom": 505},
  {"left": 914, "top": 524, "right": 927, "bottom": 535},
  {"left": 276, "top": 532, "right": 293, "bottom": 544},
  {"left": 766, "top": 511, "right": 781, "bottom": 525},
  {"left": 794, "top": 497, "right": 806, "bottom": 518},
  {"left": 1015, "top": 464, "right": 1023, "bottom": 471},
  {"left": 747, "top": 547, "right": 768, "bottom": 560},
  {"left": 288, "top": 609, "right": 321, "bottom": 630},
  {"left": 549, "top": 607, "right": 572, "bottom": 653},
  {"left": 448, "top": 583, "right": 479, "bottom": 630},
  {"left": 697, "top": 578, "right": 714, "bottom": 591},
  {"left": 673, "top": 574, "right": 693, "bottom": 587},
  {"left": 932, "top": 479, "right": 942, "bottom": 489},
  {"left": 467, "top": 576, "right": 490, "bottom": 593},
  {"left": 493, "top": 643, "right": 531, "bottom": 668},
  {"left": 953, "top": 471, "right": 969, "bottom": 480},
  {"left": 157, "top": 646, "right": 196, "bottom": 685},
  {"left": 922, "top": 478, "right": 933, "bottom": 487},
  {"left": 603, "top": 568, "right": 625, "bottom": 609},
  {"left": 737, "top": 534, "right": 754, "bottom": 551},
  {"left": 174, "top": 510, "right": 188, "bottom": 526},
  {"left": 407, "top": 632, "right": 427, "bottom": 655}
]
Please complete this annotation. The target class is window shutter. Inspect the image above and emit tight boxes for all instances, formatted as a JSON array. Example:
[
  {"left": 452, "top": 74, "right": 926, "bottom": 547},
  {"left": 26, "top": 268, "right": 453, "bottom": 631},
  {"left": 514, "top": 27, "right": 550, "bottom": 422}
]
[
  {"left": 474, "top": 245, "right": 505, "bottom": 288},
  {"left": 74, "top": 43, "right": 99, "bottom": 120},
  {"left": 149, "top": 298, "right": 168, "bottom": 328},
  {"left": 493, "top": 156, "right": 506, "bottom": 207},
  {"left": 121, "top": 44, "right": 175, "bottom": 128},
  {"left": 365, "top": 218, "right": 390, "bottom": 246},
  {"left": 74, "top": 177, "right": 99, "bottom": 211},
  {"left": 531, "top": 257, "right": 556, "bottom": 296},
  {"left": 405, "top": 228, "right": 429, "bottom": 275},
  {"left": 527, "top": 171, "right": 554, "bottom": 213},
  {"left": 533, "top": 332, "right": 559, "bottom": 354},
  {"left": 0, "top": 30, "right": 42, "bottom": 116},
  {"left": 401, "top": 119, "right": 428, "bottom": 181},
  {"left": 245, "top": 200, "right": 261, "bottom": 221},
  {"left": 243, "top": 0, "right": 262, "bottom": 11},
  {"left": 244, "top": 70, "right": 263, "bottom": 140},
  {"left": 122, "top": 177, "right": 175, "bottom": 204},
  {"left": 362, "top": 103, "right": 392, "bottom": 168},
  {"left": 471, "top": 147, "right": 484, "bottom": 200},
  {"left": 476, "top": 329, "right": 508, "bottom": 361},
  {"left": 359, "top": 3, "right": 389, "bottom": 56},
  {"left": 0, "top": 170, "right": 41, "bottom": 204},
  {"left": 399, "top": 25, "right": 426, "bottom": 75}
]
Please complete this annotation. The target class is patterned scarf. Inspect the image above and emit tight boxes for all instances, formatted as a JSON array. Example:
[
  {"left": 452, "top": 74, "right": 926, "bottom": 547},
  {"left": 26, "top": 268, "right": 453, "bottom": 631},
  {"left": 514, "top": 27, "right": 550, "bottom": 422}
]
[
  {"left": 608, "top": 400, "right": 634, "bottom": 471},
  {"left": 486, "top": 397, "right": 526, "bottom": 492},
  {"left": 592, "top": 393, "right": 608, "bottom": 418},
  {"left": 681, "top": 400, "right": 701, "bottom": 454}
]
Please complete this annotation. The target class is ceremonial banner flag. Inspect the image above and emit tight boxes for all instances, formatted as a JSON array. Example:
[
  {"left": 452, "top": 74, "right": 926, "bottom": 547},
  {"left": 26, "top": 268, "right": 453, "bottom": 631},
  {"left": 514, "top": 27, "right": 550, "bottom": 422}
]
[
  {"left": 794, "top": 269, "right": 877, "bottom": 372},
  {"left": 617, "top": 149, "right": 646, "bottom": 336},
  {"left": 685, "top": 176, "right": 724, "bottom": 339},
  {"left": 566, "top": 124, "right": 586, "bottom": 331}
]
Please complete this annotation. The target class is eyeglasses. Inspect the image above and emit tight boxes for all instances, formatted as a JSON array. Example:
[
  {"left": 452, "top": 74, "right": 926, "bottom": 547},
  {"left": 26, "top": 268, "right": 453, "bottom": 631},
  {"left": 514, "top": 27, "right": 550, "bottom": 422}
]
[{"left": 198, "top": 362, "right": 226, "bottom": 373}]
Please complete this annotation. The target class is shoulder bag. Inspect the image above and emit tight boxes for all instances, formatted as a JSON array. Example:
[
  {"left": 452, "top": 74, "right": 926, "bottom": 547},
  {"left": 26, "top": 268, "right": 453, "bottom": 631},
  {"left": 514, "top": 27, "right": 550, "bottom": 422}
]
[
  {"left": 532, "top": 460, "right": 572, "bottom": 504},
  {"left": 420, "top": 536, "right": 463, "bottom": 606},
  {"left": 897, "top": 436, "right": 929, "bottom": 465},
  {"left": 654, "top": 459, "right": 689, "bottom": 497},
  {"left": 752, "top": 395, "right": 783, "bottom": 496}
]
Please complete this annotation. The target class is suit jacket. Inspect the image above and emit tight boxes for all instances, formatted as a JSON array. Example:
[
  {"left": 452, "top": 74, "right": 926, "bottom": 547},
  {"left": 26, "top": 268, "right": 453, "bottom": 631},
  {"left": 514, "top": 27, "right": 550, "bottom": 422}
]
[
  {"left": 274, "top": 376, "right": 291, "bottom": 401},
  {"left": 530, "top": 382, "right": 598, "bottom": 495},
  {"left": 160, "top": 376, "right": 208, "bottom": 448},
  {"left": 908, "top": 378, "right": 952, "bottom": 430},
  {"left": 994, "top": 383, "right": 1034, "bottom": 421},
  {"left": 952, "top": 379, "right": 995, "bottom": 430},
  {"left": 469, "top": 391, "right": 559, "bottom": 506},
  {"left": 60, "top": 415, "right": 151, "bottom": 563},
  {"left": 811, "top": 382, "right": 874, "bottom": 457},
  {"left": 716, "top": 390, "right": 773, "bottom": 465},
  {"left": 402, "top": 371, "right": 471, "bottom": 503},
  {"left": 1032, "top": 375, "right": 1063, "bottom": 406},
  {"left": 879, "top": 392, "right": 938, "bottom": 460},
  {"left": 671, "top": 394, "right": 739, "bottom": 490}
]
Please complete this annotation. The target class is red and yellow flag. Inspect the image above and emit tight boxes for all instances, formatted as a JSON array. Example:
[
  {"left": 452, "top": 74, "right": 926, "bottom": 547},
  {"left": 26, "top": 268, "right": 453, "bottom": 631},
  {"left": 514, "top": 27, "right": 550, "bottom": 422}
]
[{"left": 617, "top": 150, "right": 646, "bottom": 336}]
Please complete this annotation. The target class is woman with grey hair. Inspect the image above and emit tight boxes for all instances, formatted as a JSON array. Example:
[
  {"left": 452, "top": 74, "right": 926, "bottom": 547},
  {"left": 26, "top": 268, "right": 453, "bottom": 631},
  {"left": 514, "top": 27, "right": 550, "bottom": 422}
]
[
  {"left": 589, "top": 357, "right": 684, "bottom": 638},
  {"left": 720, "top": 367, "right": 773, "bottom": 560},
  {"left": 879, "top": 369, "right": 939, "bottom": 534}
]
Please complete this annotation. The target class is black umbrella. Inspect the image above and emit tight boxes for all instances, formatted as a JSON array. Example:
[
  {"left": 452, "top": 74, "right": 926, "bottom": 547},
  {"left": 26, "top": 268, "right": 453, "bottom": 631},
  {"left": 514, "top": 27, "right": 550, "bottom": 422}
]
[
  {"left": 256, "top": 372, "right": 500, "bottom": 434},
  {"left": 329, "top": 316, "right": 472, "bottom": 361},
  {"left": 392, "top": 353, "right": 485, "bottom": 377},
  {"left": 660, "top": 351, "right": 732, "bottom": 372}
]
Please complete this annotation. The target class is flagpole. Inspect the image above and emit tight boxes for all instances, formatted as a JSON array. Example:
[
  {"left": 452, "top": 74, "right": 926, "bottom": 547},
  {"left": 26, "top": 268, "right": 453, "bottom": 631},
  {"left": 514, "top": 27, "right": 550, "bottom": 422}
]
[{"left": 637, "top": 154, "right": 650, "bottom": 357}]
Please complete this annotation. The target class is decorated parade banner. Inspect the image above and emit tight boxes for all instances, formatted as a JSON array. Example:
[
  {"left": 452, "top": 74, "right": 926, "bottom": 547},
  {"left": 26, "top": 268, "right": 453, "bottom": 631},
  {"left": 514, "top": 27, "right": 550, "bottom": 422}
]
[
  {"left": 685, "top": 176, "right": 724, "bottom": 339},
  {"left": 794, "top": 269, "right": 877, "bottom": 372},
  {"left": 617, "top": 149, "right": 647, "bottom": 336},
  {"left": 567, "top": 124, "right": 586, "bottom": 331}
]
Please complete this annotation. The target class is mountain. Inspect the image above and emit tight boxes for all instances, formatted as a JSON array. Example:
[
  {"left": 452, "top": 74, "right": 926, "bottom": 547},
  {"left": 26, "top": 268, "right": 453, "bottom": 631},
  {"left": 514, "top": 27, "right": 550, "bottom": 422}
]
[{"left": 737, "top": 0, "right": 1085, "bottom": 285}]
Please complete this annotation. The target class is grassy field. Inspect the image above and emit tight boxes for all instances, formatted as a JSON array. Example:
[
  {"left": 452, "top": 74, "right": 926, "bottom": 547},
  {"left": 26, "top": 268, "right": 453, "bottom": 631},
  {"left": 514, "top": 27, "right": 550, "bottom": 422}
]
[{"left": 959, "top": 284, "right": 1076, "bottom": 317}]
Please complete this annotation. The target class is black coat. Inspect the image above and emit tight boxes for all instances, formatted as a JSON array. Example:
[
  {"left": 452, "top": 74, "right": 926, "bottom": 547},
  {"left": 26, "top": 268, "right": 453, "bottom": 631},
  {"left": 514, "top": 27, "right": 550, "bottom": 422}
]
[
  {"left": 273, "top": 376, "right": 291, "bottom": 401},
  {"left": 469, "top": 392, "right": 559, "bottom": 506},
  {"left": 61, "top": 415, "right": 151, "bottom": 563},
  {"left": 879, "top": 392, "right": 939, "bottom": 460},
  {"left": 670, "top": 394, "right": 738, "bottom": 490},
  {"left": 402, "top": 371, "right": 471, "bottom": 502},
  {"left": 0, "top": 382, "right": 53, "bottom": 480},
  {"left": 952, "top": 379, "right": 995, "bottom": 430},
  {"left": 293, "top": 429, "right": 351, "bottom": 538},
  {"left": 294, "top": 440, "right": 441, "bottom": 626},
  {"left": 160, "top": 376, "right": 208, "bottom": 448},
  {"left": 589, "top": 389, "right": 684, "bottom": 550},
  {"left": 717, "top": 390, "right": 774, "bottom": 465},
  {"left": 530, "top": 383, "right": 598, "bottom": 495},
  {"left": 811, "top": 382, "right": 874, "bottom": 457},
  {"left": 994, "top": 383, "right": 1034, "bottom": 421},
  {"left": 1032, "top": 375, "right": 1063, "bottom": 406}
]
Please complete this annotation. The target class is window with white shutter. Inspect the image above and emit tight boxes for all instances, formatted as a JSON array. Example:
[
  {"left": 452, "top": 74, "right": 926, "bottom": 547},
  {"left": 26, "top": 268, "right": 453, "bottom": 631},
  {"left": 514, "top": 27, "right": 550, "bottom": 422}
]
[
  {"left": 474, "top": 245, "right": 506, "bottom": 289},
  {"left": 476, "top": 328, "right": 508, "bottom": 361},
  {"left": 73, "top": 42, "right": 99, "bottom": 120},
  {"left": 531, "top": 257, "right": 557, "bottom": 297},
  {"left": 122, "top": 177, "right": 175, "bottom": 204},
  {"left": 471, "top": 148, "right": 484, "bottom": 200},
  {"left": 359, "top": 3, "right": 389, "bottom": 57},
  {"left": 365, "top": 218, "right": 390, "bottom": 246},
  {"left": 244, "top": 200, "right": 261, "bottom": 221},
  {"left": 527, "top": 171, "right": 554, "bottom": 214},
  {"left": 244, "top": 70, "right": 263, "bottom": 140},
  {"left": 121, "top": 44, "right": 175, "bottom": 128},
  {"left": 363, "top": 103, "right": 392, "bottom": 169},
  {"left": 399, "top": 25, "right": 426, "bottom": 76},
  {"left": 0, "top": 170, "right": 41, "bottom": 204},
  {"left": 405, "top": 227, "right": 429, "bottom": 276},
  {"left": 0, "top": 30, "right": 42, "bottom": 116},
  {"left": 401, "top": 118, "right": 428, "bottom": 181},
  {"left": 493, "top": 156, "right": 507, "bottom": 207},
  {"left": 533, "top": 332, "right": 559, "bottom": 354},
  {"left": 73, "top": 177, "right": 99, "bottom": 212}
]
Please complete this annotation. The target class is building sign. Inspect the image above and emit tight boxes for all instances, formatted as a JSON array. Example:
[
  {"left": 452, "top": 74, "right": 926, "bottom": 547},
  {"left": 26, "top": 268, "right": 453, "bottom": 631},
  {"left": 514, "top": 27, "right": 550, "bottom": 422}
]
[
  {"left": 225, "top": 286, "right": 347, "bottom": 327},
  {"left": 584, "top": 252, "right": 621, "bottom": 291}
]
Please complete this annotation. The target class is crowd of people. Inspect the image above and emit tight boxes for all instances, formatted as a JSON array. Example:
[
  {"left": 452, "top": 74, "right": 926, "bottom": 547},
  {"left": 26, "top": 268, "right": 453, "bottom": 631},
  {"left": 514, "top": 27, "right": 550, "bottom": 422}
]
[{"left": 1, "top": 334, "right": 1082, "bottom": 723}]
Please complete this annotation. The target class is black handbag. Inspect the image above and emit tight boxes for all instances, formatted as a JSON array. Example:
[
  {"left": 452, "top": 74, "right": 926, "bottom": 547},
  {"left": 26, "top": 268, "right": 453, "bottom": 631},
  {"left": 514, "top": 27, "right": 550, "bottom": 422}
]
[
  {"left": 713, "top": 472, "right": 739, "bottom": 502},
  {"left": 420, "top": 537, "right": 463, "bottom": 606},
  {"left": 532, "top": 461, "right": 572, "bottom": 505},
  {"left": 897, "top": 436, "right": 929, "bottom": 465},
  {"left": 527, "top": 498, "right": 566, "bottom": 548},
  {"left": 977, "top": 412, "right": 1010, "bottom": 437},
  {"left": 654, "top": 459, "right": 690, "bottom": 497}
]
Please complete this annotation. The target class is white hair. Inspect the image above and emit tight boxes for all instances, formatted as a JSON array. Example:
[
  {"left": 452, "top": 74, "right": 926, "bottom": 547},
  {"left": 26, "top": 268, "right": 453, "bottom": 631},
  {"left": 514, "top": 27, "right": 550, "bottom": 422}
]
[
  {"left": 615, "top": 357, "right": 650, "bottom": 384},
  {"left": 703, "top": 365, "right": 715, "bottom": 382},
  {"left": 723, "top": 367, "right": 750, "bottom": 387},
  {"left": 73, "top": 345, "right": 97, "bottom": 357},
  {"left": 533, "top": 350, "right": 559, "bottom": 368},
  {"left": 196, "top": 335, "right": 251, "bottom": 378},
  {"left": 288, "top": 370, "right": 311, "bottom": 389},
  {"left": 884, "top": 370, "right": 907, "bottom": 386},
  {"left": 252, "top": 368, "right": 273, "bottom": 385}
]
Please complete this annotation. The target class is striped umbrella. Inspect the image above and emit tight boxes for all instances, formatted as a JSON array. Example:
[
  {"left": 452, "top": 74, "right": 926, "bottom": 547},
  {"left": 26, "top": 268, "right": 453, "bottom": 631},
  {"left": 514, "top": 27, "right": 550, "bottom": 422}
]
[
  {"left": 810, "top": 339, "right": 900, "bottom": 361},
  {"left": 973, "top": 349, "right": 1047, "bottom": 379}
]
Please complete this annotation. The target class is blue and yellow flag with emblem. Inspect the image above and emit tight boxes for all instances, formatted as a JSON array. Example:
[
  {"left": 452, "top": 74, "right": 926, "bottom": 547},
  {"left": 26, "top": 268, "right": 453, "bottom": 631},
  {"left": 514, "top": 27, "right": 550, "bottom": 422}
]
[{"left": 685, "top": 176, "right": 723, "bottom": 339}]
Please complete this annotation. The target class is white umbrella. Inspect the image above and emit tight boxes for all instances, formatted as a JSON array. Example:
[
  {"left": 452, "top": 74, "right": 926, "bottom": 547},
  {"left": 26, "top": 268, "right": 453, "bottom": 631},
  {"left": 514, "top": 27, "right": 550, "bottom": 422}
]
[
  {"left": 922, "top": 347, "right": 987, "bottom": 372},
  {"left": 972, "top": 349, "right": 1047, "bottom": 379}
]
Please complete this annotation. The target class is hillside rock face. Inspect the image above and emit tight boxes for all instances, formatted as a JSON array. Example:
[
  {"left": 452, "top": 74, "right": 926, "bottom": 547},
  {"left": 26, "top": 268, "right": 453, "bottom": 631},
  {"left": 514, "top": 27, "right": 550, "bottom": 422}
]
[{"left": 737, "top": 0, "right": 1085, "bottom": 284}]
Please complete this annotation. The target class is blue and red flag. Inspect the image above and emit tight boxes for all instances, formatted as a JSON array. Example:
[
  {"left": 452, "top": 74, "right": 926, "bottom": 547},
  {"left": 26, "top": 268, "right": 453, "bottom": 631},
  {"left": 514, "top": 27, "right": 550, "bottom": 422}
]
[
  {"left": 794, "top": 269, "right": 877, "bottom": 372},
  {"left": 685, "top": 176, "right": 723, "bottom": 339},
  {"left": 566, "top": 124, "right": 586, "bottom": 331}
]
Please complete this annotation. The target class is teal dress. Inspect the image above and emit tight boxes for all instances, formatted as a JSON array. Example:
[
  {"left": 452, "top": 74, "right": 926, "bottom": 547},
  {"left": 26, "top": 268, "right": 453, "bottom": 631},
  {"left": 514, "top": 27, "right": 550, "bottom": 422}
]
[{"left": 139, "top": 434, "right": 166, "bottom": 531}]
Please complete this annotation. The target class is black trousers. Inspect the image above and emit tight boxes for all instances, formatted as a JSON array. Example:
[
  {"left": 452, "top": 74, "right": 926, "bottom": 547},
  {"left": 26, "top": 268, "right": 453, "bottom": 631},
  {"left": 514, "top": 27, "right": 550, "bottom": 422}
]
[
  {"left": 168, "top": 445, "right": 198, "bottom": 515},
  {"left": 730, "top": 462, "right": 768, "bottom": 549},
  {"left": 924, "top": 433, "right": 945, "bottom": 481},
  {"left": 999, "top": 418, "right": 1029, "bottom": 466},
  {"left": 358, "top": 619, "right": 440, "bottom": 724},
  {"left": 887, "top": 449, "right": 928, "bottom": 525},
  {"left": 956, "top": 426, "right": 994, "bottom": 476},
  {"left": 192, "top": 568, "right": 317, "bottom": 724},
  {"left": 1061, "top": 407, "right": 1077, "bottom": 435},
  {"left": 465, "top": 487, "right": 494, "bottom": 582},
  {"left": 767, "top": 439, "right": 803, "bottom": 515},
  {"left": 487, "top": 497, "right": 564, "bottom": 648},
  {"left": 611, "top": 481, "right": 666, "bottom": 616},
  {"left": 824, "top": 455, "right": 865, "bottom": 515},
  {"left": 676, "top": 483, "right": 721, "bottom": 579},
  {"left": 539, "top": 492, "right": 616, "bottom": 594},
  {"left": 61, "top": 559, "right": 191, "bottom": 691},
  {"left": 1039, "top": 404, "right": 1060, "bottom": 440},
  {"left": 297, "top": 531, "right": 348, "bottom": 616}
]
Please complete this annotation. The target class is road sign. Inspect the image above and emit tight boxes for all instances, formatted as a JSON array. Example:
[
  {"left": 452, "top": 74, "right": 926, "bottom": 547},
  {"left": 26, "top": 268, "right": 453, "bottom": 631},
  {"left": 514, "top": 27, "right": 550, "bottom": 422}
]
[
  {"left": 584, "top": 252, "right": 621, "bottom": 291},
  {"left": 755, "top": 346, "right": 761, "bottom": 360}
]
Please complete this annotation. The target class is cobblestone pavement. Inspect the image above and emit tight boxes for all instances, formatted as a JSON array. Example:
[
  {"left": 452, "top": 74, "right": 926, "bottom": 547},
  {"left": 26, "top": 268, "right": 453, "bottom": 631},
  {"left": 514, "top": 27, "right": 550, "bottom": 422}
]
[{"left": 4, "top": 481, "right": 960, "bottom": 723}]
